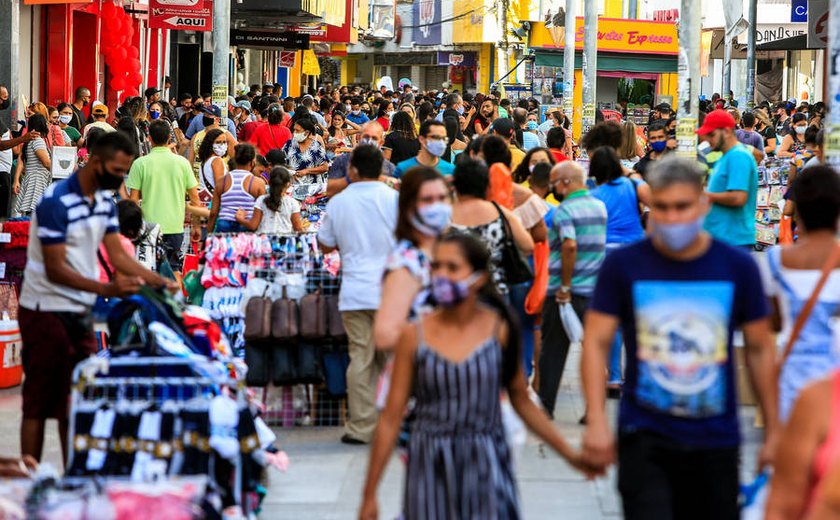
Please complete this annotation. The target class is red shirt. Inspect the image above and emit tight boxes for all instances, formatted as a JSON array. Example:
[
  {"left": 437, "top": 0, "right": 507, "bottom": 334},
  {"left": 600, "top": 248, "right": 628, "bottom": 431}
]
[
  {"left": 251, "top": 123, "right": 292, "bottom": 156},
  {"left": 376, "top": 116, "right": 390, "bottom": 132},
  {"left": 238, "top": 120, "right": 264, "bottom": 143},
  {"left": 549, "top": 149, "right": 569, "bottom": 163}
]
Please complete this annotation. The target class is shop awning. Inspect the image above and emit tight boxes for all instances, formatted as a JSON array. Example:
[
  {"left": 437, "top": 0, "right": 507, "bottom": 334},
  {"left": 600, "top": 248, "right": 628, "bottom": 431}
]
[
  {"left": 534, "top": 51, "right": 678, "bottom": 73},
  {"left": 756, "top": 34, "right": 812, "bottom": 50}
]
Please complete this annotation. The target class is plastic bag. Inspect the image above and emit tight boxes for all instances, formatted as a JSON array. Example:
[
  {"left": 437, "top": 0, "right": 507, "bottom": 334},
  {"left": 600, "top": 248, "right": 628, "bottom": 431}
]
[
  {"left": 559, "top": 303, "right": 583, "bottom": 343},
  {"left": 501, "top": 397, "right": 526, "bottom": 469},
  {"left": 740, "top": 471, "right": 770, "bottom": 520}
]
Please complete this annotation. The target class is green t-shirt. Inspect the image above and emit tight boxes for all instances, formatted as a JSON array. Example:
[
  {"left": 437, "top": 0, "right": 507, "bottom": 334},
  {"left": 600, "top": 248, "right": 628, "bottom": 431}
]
[
  {"left": 126, "top": 146, "right": 198, "bottom": 234},
  {"left": 63, "top": 125, "right": 81, "bottom": 144}
]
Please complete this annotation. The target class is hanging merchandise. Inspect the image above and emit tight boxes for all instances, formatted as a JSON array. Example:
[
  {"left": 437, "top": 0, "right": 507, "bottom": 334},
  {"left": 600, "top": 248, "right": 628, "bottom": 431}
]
[{"left": 755, "top": 157, "right": 789, "bottom": 248}]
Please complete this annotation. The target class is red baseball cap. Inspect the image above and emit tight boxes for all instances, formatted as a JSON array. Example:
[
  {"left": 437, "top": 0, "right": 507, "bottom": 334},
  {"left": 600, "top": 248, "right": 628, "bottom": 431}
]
[{"left": 696, "top": 109, "right": 736, "bottom": 135}]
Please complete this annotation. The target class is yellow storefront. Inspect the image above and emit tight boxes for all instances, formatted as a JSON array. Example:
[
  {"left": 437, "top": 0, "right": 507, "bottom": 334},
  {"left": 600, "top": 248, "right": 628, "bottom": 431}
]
[{"left": 529, "top": 17, "right": 679, "bottom": 139}]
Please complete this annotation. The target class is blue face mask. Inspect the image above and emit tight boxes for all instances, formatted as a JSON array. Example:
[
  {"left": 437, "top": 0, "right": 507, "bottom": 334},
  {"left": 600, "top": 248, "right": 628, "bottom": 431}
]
[
  {"left": 650, "top": 216, "right": 704, "bottom": 252},
  {"left": 411, "top": 202, "right": 452, "bottom": 237},
  {"left": 651, "top": 140, "right": 667, "bottom": 153},
  {"left": 527, "top": 121, "right": 538, "bottom": 131},
  {"left": 425, "top": 139, "right": 447, "bottom": 157},
  {"left": 150, "top": 110, "right": 161, "bottom": 120},
  {"left": 456, "top": 106, "right": 465, "bottom": 115}
]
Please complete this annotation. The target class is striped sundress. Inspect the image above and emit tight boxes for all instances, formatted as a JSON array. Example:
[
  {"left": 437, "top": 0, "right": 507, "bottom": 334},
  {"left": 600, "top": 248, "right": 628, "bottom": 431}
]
[
  {"left": 405, "top": 322, "right": 520, "bottom": 520},
  {"left": 15, "top": 137, "right": 52, "bottom": 216}
]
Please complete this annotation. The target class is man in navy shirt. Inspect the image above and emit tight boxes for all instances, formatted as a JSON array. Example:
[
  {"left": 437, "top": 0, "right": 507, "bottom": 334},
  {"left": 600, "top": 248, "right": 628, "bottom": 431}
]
[
  {"left": 18, "top": 132, "right": 174, "bottom": 463},
  {"left": 580, "top": 157, "right": 779, "bottom": 520}
]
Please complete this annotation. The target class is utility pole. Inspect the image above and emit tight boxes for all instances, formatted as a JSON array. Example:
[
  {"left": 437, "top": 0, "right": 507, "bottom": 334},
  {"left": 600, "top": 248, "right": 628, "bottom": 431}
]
[
  {"left": 563, "top": 0, "right": 576, "bottom": 122},
  {"left": 676, "top": 0, "right": 701, "bottom": 159},
  {"left": 581, "top": 0, "right": 597, "bottom": 136},
  {"left": 745, "top": 0, "right": 757, "bottom": 109},
  {"left": 825, "top": 0, "right": 840, "bottom": 167},
  {"left": 211, "top": 0, "right": 231, "bottom": 124},
  {"left": 497, "top": 0, "right": 510, "bottom": 86},
  {"left": 722, "top": 37, "right": 732, "bottom": 99}
]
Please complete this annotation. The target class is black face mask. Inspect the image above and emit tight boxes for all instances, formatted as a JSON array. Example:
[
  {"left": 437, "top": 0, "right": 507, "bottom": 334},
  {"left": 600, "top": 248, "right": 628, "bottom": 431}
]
[
  {"left": 95, "top": 163, "right": 125, "bottom": 191},
  {"left": 550, "top": 187, "right": 564, "bottom": 202},
  {"left": 202, "top": 116, "right": 215, "bottom": 127},
  {"left": 0, "top": 98, "right": 9, "bottom": 111}
]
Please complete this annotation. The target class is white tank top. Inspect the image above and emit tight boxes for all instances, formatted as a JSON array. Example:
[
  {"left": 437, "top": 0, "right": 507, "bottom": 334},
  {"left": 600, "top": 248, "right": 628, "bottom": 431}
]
[{"left": 202, "top": 156, "right": 226, "bottom": 192}]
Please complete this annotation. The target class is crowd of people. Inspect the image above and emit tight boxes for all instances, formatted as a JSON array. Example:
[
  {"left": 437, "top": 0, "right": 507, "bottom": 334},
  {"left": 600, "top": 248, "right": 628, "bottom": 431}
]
[{"left": 1, "top": 77, "right": 839, "bottom": 519}]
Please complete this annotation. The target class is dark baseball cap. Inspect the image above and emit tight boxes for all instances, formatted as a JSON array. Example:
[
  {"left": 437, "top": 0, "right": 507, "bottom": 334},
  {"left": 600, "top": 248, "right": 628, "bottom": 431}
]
[
  {"left": 203, "top": 104, "right": 221, "bottom": 117},
  {"left": 144, "top": 87, "right": 161, "bottom": 99},
  {"left": 491, "top": 117, "right": 516, "bottom": 139},
  {"left": 655, "top": 102, "right": 672, "bottom": 112}
]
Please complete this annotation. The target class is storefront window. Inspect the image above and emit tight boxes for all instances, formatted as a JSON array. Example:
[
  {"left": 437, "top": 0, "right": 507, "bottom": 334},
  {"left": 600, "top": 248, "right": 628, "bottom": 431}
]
[{"left": 617, "top": 78, "right": 655, "bottom": 107}]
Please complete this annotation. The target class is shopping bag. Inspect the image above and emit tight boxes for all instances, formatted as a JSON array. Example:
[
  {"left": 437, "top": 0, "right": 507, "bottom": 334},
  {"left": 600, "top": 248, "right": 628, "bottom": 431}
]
[
  {"left": 740, "top": 470, "right": 770, "bottom": 520},
  {"left": 778, "top": 215, "right": 794, "bottom": 245},
  {"left": 524, "top": 241, "right": 549, "bottom": 315},
  {"left": 559, "top": 303, "right": 583, "bottom": 343},
  {"left": 183, "top": 242, "right": 201, "bottom": 276}
]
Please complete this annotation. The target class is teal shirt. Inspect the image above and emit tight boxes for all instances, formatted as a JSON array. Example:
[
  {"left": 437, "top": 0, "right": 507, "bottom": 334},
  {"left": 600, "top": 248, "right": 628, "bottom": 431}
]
[
  {"left": 547, "top": 189, "right": 608, "bottom": 296},
  {"left": 393, "top": 157, "right": 455, "bottom": 179},
  {"left": 704, "top": 143, "right": 758, "bottom": 246}
]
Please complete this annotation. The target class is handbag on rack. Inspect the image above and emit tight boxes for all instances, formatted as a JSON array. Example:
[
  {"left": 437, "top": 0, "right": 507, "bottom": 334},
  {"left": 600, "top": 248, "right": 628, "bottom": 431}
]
[
  {"left": 299, "top": 291, "right": 328, "bottom": 340},
  {"left": 325, "top": 294, "right": 346, "bottom": 342},
  {"left": 492, "top": 202, "right": 534, "bottom": 285},
  {"left": 244, "top": 290, "right": 272, "bottom": 341},
  {"left": 271, "top": 287, "right": 299, "bottom": 340}
]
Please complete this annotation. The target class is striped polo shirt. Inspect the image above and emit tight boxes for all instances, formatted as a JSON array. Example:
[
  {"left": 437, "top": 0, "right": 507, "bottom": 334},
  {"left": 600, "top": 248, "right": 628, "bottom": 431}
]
[
  {"left": 20, "top": 172, "right": 119, "bottom": 313},
  {"left": 548, "top": 189, "right": 607, "bottom": 297}
]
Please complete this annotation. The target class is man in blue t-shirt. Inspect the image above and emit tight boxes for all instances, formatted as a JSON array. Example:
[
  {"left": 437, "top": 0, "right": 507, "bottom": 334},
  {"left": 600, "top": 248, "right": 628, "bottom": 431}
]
[
  {"left": 697, "top": 109, "right": 758, "bottom": 250},
  {"left": 393, "top": 120, "right": 455, "bottom": 178},
  {"left": 579, "top": 157, "right": 779, "bottom": 520}
]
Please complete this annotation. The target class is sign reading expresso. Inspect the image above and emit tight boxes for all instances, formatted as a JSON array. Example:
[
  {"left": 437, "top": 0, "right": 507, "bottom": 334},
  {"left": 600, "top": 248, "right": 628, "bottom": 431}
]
[
  {"left": 530, "top": 17, "right": 678, "bottom": 55},
  {"left": 229, "top": 30, "right": 310, "bottom": 49}
]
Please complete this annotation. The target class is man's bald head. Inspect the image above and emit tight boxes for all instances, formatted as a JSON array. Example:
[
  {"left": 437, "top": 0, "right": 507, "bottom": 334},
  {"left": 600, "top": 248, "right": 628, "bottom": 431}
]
[
  {"left": 360, "top": 121, "right": 385, "bottom": 145},
  {"left": 552, "top": 161, "right": 586, "bottom": 184}
]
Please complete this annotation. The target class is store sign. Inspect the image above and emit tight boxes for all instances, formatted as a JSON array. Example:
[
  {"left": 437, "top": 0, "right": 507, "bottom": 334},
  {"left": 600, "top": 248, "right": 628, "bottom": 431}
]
[
  {"left": 653, "top": 9, "right": 679, "bottom": 22},
  {"left": 807, "top": 0, "right": 828, "bottom": 49},
  {"left": 736, "top": 23, "right": 806, "bottom": 45},
  {"left": 230, "top": 30, "right": 310, "bottom": 49},
  {"left": 437, "top": 52, "right": 476, "bottom": 67},
  {"left": 529, "top": 18, "right": 679, "bottom": 55},
  {"left": 149, "top": 0, "right": 213, "bottom": 31},
  {"left": 791, "top": 0, "right": 808, "bottom": 23},
  {"left": 279, "top": 51, "right": 297, "bottom": 68},
  {"left": 414, "top": 0, "right": 441, "bottom": 46}
]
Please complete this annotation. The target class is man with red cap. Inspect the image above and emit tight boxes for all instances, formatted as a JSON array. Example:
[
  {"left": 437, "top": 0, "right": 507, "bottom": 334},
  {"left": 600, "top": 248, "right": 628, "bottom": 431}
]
[{"left": 696, "top": 109, "right": 758, "bottom": 251}]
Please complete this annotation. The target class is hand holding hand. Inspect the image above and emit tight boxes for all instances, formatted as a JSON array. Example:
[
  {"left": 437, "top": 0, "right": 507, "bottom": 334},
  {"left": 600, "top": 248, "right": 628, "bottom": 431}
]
[
  {"left": 102, "top": 274, "right": 144, "bottom": 298},
  {"left": 581, "top": 420, "right": 616, "bottom": 473}
]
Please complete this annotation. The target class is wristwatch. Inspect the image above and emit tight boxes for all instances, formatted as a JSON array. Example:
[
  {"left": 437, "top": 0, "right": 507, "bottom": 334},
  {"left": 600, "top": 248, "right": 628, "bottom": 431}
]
[{"left": 560, "top": 285, "right": 571, "bottom": 293}]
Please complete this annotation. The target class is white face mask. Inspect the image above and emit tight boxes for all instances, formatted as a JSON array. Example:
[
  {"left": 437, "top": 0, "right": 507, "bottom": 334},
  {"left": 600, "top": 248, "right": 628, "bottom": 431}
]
[
  {"left": 795, "top": 126, "right": 807, "bottom": 135},
  {"left": 293, "top": 132, "right": 307, "bottom": 143},
  {"left": 213, "top": 143, "right": 228, "bottom": 157},
  {"left": 59, "top": 114, "right": 73, "bottom": 125}
]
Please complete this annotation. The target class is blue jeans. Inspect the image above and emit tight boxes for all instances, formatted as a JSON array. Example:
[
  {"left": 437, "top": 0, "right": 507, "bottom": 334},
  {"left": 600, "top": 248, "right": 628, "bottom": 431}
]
[
  {"left": 606, "top": 244, "right": 625, "bottom": 385},
  {"left": 215, "top": 219, "right": 245, "bottom": 233},
  {"left": 509, "top": 282, "right": 535, "bottom": 378}
]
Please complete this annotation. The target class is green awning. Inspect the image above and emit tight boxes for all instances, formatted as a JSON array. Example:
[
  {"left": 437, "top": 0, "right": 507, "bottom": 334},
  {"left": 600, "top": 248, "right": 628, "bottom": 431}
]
[{"left": 534, "top": 51, "right": 678, "bottom": 73}]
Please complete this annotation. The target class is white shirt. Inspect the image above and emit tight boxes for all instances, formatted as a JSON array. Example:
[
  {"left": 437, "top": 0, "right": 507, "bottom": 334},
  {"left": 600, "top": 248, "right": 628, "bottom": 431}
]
[
  {"left": 0, "top": 130, "right": 12, "bottom": 173},
  {"left": 317, "top": 181, "right": 398, "bottom": 311}
]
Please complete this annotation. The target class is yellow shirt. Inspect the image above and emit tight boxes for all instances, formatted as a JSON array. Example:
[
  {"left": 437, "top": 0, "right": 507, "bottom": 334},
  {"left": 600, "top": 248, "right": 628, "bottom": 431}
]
[
  {"left": 520, "top": 179, "right": 559, "bottom": 205},
  {"left": 510, "top": 145, "right": 526, "bottom": 171}
]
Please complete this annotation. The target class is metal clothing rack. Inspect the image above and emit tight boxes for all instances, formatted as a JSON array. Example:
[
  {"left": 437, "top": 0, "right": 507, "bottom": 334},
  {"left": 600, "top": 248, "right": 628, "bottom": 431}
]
[{"left": 68, "top": 356, "right": 249, "bottom": 510}]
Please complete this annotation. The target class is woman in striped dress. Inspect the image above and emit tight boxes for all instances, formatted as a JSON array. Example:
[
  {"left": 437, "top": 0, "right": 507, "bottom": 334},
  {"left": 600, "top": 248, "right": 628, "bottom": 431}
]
[
  {"left": 360, "top": 233, "right": 596, "bottom": 520},
  {"left": 13, "top": 114, "right": 52, "bottom": 217}
]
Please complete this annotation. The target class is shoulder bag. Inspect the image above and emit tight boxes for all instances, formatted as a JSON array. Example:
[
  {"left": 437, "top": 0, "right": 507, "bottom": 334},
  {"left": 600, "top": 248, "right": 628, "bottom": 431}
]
[{"left": 492, "top": 202, "right": 533, "bottom": 285}]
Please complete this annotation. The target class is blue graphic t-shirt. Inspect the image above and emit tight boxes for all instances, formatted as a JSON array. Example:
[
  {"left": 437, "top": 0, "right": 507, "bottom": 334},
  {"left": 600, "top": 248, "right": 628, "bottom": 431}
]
[{"left": 590, "top": 238, "right": 769, "bottom": 448}]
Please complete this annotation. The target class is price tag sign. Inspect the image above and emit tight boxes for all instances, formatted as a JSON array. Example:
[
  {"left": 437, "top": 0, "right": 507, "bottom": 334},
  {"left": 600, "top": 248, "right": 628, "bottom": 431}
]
[
  {"left": 0, "top": 233, "right": 10, "bottom": 244},
  {"left": 676, "top": 118, "right": 698, "bottom": 159}
]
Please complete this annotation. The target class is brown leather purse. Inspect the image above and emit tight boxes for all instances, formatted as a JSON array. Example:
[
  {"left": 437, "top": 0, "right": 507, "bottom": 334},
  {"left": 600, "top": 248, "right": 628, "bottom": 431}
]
[
  {"left": 299, "top": 291, "right": 328, "bottom": 340},
  {"left": 325, "top": 294, "right": 346, "bottom": 342},
  {"left": 244, "top": 290, "right": 272, "bottom": 341},
  {"left": 271, "top": 287, "right": 299, "bottom": 340}
]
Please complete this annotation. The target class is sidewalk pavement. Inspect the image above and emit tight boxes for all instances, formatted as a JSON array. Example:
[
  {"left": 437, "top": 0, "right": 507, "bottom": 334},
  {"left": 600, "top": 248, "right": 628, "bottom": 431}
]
[{"left": 0, "top": 346, "right": 764, "bottom": 519}]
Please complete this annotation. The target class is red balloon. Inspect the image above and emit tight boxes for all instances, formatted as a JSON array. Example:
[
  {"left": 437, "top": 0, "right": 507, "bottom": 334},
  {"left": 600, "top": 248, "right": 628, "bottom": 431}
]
[
  {"left": 125, "top": 86, "right": 139, "bottom": 97},
  {"left": 128, "top": 47, "right": 139, "bottom": 60},
  {"left": 112, "top": 76, "right": 128, "bottom": 91},
  {"left": 128, "top": 58, "right": 141, "bottom": 72},
  {"left": 130, "top": 72, "right": 143, "bottom": 86},
  {"left": 101, "top": 1, "right": 116, "bottom": 19},
  {"left": 110, "top": 16, "right": 123, "bottom": 34}
]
